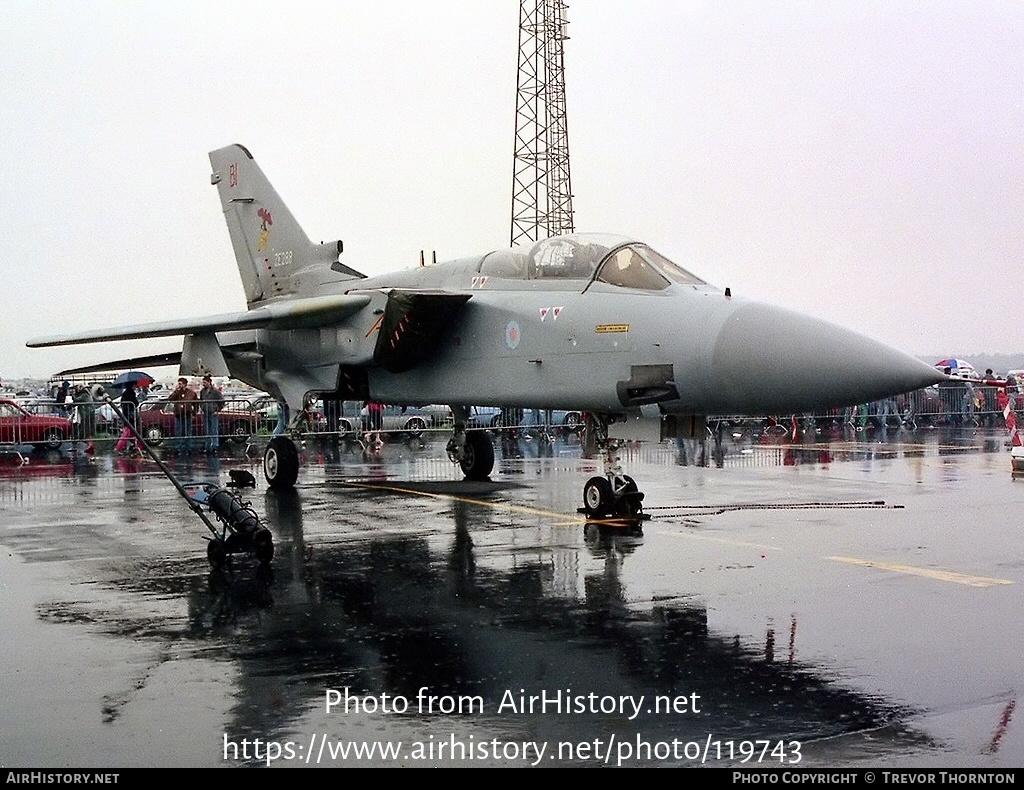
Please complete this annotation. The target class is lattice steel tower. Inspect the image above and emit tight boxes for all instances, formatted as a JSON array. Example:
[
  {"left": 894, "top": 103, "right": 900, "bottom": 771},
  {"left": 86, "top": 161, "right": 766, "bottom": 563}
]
[{"left": 510, "top": 0, "right": 574, "bottom": 246}]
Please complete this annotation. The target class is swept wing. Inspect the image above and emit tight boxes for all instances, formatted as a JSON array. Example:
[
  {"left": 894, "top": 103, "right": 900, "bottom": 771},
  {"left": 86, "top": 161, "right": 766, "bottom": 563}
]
[{"left": 27, "top": 293, "right": 372, "bottom": 348}]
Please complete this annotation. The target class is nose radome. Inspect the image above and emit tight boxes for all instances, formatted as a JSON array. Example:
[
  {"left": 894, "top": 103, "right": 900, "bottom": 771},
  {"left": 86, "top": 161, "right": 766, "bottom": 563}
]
[{"left": 706, "top": 301, "right": 945, "bottom": 415}]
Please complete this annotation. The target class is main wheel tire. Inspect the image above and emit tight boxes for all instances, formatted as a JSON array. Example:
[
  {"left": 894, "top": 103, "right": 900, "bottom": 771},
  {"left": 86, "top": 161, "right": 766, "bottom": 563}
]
[
  {"left": 583, "top": 476, "right": 614, "bottom": 517},
  {"left": 563, "top": 411, "right": 583, "bottom": 434},
  {"left": 42, "top": 428, "right": 64, "bottom": 449},
  {"left": 264, "top": 436, "right": 299, "bottom": 490},
  {"left": 459, "top": 431, "right": 494, "bottom": 480}
]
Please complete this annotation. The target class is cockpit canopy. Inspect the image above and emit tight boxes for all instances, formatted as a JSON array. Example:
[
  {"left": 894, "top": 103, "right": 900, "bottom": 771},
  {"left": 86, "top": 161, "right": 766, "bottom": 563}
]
[{"left": 477, "top": 233, "right": 706, "bottom": 291}]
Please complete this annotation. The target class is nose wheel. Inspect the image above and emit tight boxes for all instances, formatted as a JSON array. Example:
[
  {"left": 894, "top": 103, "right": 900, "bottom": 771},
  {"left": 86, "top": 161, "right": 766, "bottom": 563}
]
[
  {"left": 583, "top": 476, "right": 613, "bottom": 515},
  {"left": 582, "top": 474, "right": 643, "bottom": 518},
  {"left": 579, "top": 415, "right": 647, "bottom": 521}
]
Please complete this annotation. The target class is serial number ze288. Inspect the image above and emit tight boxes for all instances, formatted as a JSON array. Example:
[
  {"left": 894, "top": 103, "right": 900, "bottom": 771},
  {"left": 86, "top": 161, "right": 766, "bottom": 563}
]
[{"left": 711, "top": 739, "right": 802, "bottom": 764}]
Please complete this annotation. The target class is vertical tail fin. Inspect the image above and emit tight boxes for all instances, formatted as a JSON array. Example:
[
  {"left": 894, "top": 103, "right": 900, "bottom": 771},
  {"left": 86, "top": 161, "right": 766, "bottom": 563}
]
[{"left": 209, "top": 144, "right": 349, "bottom": 306}]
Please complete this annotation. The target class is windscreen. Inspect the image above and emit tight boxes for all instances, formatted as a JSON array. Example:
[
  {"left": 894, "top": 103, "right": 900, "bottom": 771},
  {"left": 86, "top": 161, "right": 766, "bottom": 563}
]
[{"left": 595, "top": 244, "right": 706, "bottom": 290}]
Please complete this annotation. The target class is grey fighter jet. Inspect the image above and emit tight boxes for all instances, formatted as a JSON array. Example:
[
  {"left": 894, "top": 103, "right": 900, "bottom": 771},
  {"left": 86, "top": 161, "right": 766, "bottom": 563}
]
[{"left": 29, "top": 144, "right": 943, "bottom": 517}]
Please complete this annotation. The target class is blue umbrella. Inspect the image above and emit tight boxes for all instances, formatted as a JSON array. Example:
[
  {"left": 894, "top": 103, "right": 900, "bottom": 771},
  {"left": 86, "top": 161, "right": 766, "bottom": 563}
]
[{"left": 111, "top": 370, "right": 154, "bottom": 387}]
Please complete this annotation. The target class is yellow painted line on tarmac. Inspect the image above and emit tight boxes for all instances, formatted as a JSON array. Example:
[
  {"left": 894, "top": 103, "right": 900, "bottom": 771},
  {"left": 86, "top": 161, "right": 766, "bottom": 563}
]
[
  {"left": 347, "top": 480, "right": 783, "bottom": 547},
  {"left": 347, "top": 481, "right": 1017, "bottom": 585},
  {"left": 828, "top": 556, "right": 1014, "bottom": 587},
  {"left": 343, "top": 481, "right": 587, "bottom": 524}
]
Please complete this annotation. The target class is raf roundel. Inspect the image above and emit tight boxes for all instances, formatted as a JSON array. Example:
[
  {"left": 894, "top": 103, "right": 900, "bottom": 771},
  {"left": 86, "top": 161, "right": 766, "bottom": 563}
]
[{"left": 505, "top": 320, "right": 522, "bottom": 350}]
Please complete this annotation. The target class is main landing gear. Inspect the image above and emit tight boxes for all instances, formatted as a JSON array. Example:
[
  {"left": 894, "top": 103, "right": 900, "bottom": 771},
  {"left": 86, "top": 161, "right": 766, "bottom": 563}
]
[
  {"left": 446, "top": 405, "right": 494, "bottom": 480},
  {"left": 264, "top": 435, "right": 300, "bottom": 490},
  {"left": 580, "top": 416, "right": 646, "bottom": 520},
  {"left": 263, "top": 394, "right": 324, "bottom": 490}
]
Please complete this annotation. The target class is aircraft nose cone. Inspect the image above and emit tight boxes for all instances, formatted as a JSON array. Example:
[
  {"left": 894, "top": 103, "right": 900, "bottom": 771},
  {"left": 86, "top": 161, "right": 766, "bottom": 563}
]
[{"left": 706, "top": 301, "right": 944, "bottom": 415}]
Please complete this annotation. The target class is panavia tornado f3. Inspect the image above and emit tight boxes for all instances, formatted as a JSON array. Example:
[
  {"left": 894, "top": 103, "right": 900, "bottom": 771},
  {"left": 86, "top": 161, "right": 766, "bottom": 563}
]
[{"left": 29, "top": 144, "right": 944, "bottom": 518}]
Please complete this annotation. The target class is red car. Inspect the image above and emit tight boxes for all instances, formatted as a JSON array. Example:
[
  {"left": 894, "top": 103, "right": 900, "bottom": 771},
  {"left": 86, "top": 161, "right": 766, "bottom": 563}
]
[
  {"left": 139, "top": 399, "right": 259, "bottom": 445},
  {"left": 0, "top": 399, "right": 71, "bottom": 448}
]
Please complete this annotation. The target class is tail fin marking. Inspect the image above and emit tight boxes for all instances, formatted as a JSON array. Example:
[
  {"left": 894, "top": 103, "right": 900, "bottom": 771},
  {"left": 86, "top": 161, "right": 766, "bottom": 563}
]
[{"left": 210, "top": 144, "right": 316, "bottom": 306}]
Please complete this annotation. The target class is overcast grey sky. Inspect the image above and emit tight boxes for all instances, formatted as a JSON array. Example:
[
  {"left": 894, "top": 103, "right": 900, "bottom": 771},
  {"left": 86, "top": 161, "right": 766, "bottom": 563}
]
[{"left": 2, "top": 1, "right": 1022, "bottom": 378}]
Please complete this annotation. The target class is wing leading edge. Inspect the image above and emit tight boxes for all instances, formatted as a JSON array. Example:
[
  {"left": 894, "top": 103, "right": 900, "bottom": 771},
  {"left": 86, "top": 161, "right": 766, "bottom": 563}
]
[{"left": 27, "top": 293, "right": 372, "bottom": 348}]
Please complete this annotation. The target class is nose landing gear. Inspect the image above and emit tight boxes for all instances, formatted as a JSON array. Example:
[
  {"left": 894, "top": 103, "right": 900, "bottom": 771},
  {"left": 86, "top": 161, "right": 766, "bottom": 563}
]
[
  {"left": 579, "top": 417, "right": 647, "bottom": 521},
  {"left": 583, "top": 473, "right": 643, "bottom": 518}
]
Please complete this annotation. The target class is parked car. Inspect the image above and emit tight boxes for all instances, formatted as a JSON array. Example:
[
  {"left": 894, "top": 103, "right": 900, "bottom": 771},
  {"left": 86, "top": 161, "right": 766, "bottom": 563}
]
[
  {"left": 421, "top": 404, "right": 453, "bottom": 427},
  {"left": 467, "top": 406, "right": 502, "bottom": 429},
  {"left": 467, "top": 406, "right": 583, "bottom": 434},
  {"left": 524, "top": 408, "right": 584, "bottom": 434},
  {"left": 314, "top": 399, "right": 358, "bottom": 436},
  {"left": 221, "top": 400, "right": 265, "bottom": 443},
  {"left": 19, "top": 399, "right": 69, "bottom": 418},
  {"left": 139, "top": 400, "right": 189, "bottom": 445},
  {"left": 0, "top": 398, "right": 71, "bottom": 448},
  {"left": 246, "top": 395, "right": 281, "bottom": 433},
  {"left": 139, "top": 398, "right": 261, "bottom": 445},
  {"left": 360, "top": 404, "right": 436, "bottom": 437},
  {"left": 23, "top": 397, "right": 120, "bottom": 436}
]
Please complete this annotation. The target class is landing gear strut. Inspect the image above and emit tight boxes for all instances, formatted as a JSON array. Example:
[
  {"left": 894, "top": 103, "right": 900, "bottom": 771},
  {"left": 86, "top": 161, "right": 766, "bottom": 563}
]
[
  {"left": 580, "top": 416, "right": 645, "bottom": 519},
  {"left": 446, "top": 405, "right": 494, "bottom": 480},
  {"left": 262, "top": 397, "right": 312, "bottom": 490}
]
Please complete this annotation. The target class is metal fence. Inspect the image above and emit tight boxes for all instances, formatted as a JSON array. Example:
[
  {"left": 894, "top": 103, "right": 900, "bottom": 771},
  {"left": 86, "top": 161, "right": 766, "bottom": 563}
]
[
  {"left": 845, "top": 383, "right": 1018, "bottom": 429},
  {"left": 13, "top": 382, "right": 1023, "bottom": 450}
]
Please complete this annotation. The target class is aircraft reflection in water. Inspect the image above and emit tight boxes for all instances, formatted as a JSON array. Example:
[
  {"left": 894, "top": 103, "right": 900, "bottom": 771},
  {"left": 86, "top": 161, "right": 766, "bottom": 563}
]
[
  {"left": 48, "top": 487, "right": 921, "bottom": 767},
  {"left": 29, "top": 144, "right": 944, "bottom": 517}
]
